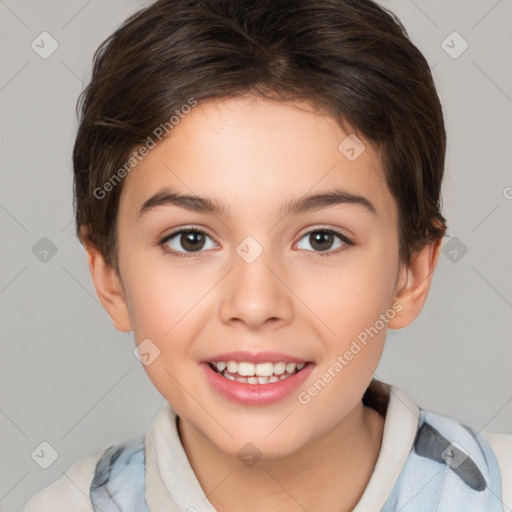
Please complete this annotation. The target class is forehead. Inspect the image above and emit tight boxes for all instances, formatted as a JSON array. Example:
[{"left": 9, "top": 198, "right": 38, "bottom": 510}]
[{"left": 119, "top": 94, "right": 396, "bottom": 222}]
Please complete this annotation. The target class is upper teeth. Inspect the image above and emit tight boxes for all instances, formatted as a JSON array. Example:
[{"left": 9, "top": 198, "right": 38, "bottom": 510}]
[{"left": 215, "top": 361, "right": 305, "bottom": 376}]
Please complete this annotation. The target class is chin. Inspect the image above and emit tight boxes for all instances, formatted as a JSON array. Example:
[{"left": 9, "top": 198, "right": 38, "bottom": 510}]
[{"left": 202, "top": 419, "right": 313, "bottom": 462}]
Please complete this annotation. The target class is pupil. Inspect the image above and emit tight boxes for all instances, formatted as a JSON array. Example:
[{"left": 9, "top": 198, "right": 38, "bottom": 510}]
[
  {"left": 182, "top": 231, "right": 204, "bottom": 252},
  {"left": 311, "top": 231, "right": 333, "bottom": 251}
]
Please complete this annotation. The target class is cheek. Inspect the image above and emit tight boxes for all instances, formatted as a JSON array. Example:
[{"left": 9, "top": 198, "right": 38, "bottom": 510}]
[
  {"left": 304, "top": 250, "right": 398, "bottom": 333},
  {"left": 297, "top": 241, "right": 399, "bottom": 381},
  {"left": 122, "top": 258, "right": 211, "bottom": 404},
  {"left": 121, "top": 247, "right": 207, "bottom": 336}
]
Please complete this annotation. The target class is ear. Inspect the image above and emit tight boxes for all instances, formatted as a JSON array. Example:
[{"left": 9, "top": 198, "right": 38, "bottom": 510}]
[
  {"left": 388, "top": 235, "right": 443, "bottom": 330},
  {"left": 79, "top": 225, "right": 132, "bottom": 333}
]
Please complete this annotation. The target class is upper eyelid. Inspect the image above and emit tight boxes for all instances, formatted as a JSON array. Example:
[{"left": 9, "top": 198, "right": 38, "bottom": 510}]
[
  {"left": 162, "top": 226, "right": 217, "bottom": 243},
  {"left": 161, "top": 225, "right": 352, "bottom": 247}
]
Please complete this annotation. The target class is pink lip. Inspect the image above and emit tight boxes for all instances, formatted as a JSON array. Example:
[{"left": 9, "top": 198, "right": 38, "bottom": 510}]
[
  {"left": 200, "top": 351, "right": 309, "bottom": 364},
  {"left": 200, "top": 361, "right": 314, "bottom": 406}
]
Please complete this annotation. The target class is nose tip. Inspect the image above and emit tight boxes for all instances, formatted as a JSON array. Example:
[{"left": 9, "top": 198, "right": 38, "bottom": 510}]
[{"left": 219, "top": 252, "right": 293, "bottom": 329}]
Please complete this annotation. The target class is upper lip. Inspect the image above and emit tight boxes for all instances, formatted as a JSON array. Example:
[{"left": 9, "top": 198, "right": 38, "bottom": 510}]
[{"left": 201, "top": 351, "right": 310, "bottom": 364}]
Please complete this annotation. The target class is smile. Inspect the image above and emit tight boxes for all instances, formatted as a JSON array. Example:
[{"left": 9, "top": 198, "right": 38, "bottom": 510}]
[
  {"left": 201, "top": 353, "right": 314, "bottom": 405},
  {"left": 208, "top": 360, "right": 307, "bottom": 385}
]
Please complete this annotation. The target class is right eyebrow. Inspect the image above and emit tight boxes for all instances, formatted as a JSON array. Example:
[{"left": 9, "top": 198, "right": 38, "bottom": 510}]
[{"left": 138, "top": 189, "right": 230, "bottom": 219}]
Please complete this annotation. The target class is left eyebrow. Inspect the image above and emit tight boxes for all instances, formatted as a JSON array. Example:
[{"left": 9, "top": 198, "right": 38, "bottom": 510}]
[
  {"left": 137, "top": 187, "right": 377, "bottom": 219},
  {"left": 281, "top": 189, "right": 377, "bottom": 216}
]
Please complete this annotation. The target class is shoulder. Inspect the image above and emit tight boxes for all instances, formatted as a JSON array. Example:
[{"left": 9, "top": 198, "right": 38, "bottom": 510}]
[
  {"left": 21, "top": 447, "right": 108, "bottom": 512},
  {"left": 482, "top": 430, "right": 512, "bottom": 506},
  {"left": 482, "top": 430, "right": 512, "bottom": 459},
  {"left": 416, "top": 409, "right": 511, "bottom": 504}
]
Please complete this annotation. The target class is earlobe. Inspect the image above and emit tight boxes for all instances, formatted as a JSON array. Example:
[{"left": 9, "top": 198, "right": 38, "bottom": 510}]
[
  {"left": 388, "top": 236, "right": 443, "bottom": 330},
  {"left": 79, "top": 226, "right": 132, "bottom": 333}
]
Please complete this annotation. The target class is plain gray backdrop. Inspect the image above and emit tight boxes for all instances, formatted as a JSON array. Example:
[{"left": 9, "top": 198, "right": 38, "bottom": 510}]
[{"left": 1, "top": 0, "right": 511, "bottom": 510}]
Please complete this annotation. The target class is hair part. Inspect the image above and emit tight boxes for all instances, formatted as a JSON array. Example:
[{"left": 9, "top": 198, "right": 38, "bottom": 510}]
[{"left": 73, "top": 0, "right": 447, "bottom": 274}]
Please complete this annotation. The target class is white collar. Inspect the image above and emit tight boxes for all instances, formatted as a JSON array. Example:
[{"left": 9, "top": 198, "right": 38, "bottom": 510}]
[{"left": 144, "top": 380, "right": 420, "bottom": 511}]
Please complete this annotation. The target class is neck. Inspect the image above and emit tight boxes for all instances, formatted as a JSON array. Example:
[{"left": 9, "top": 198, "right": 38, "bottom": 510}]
[{"left": 178, "top": 401, "right": 385, "bottom": 512}]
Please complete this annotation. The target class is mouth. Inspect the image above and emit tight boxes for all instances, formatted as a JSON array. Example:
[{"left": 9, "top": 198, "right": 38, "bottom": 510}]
[
  {"left": 200, "top": 354, "right": 314, "bottom": 406},
  {"left": 207, "top": 360, "right": 308, "bottom": 385}
]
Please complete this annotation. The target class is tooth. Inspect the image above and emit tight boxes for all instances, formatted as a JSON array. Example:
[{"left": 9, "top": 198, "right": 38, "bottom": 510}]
[
  {"left": 273, "top": 362, "right": 286, "bottom": 375},
  {"left": 236, "top": 377, "right": 247, "bottom": 383},
  {"left": 257, "top": 376, "right": 269, "bottom": 384},
  {"left": 224, "top": 372, "right": 235, "bottom": 381},
  {"left": 269, "top": 376, "right": 279, "bottom": 383},
  {"left": 238, "top": 362, "right": 255, "bottom": 376},
  {"left": 226, "top": 361, "right": 238, "bottom": 373},
  {"left": 216, "top": 361, "right": 227, "bottom": 372},
  {"left": 247, "top": 377, "right": 258, "bottom": 384},
  {"left": 280, "top": 374, "right": 287, "bottom": 380},
  {"left": 286, "top": 363, "right": 297, "bottom": 373},
  {"left": 255, "top": 362, "right": 274, "bottom": 377},
  {"left": 297, "top": 362, "right": 305, "bottom": 370}
]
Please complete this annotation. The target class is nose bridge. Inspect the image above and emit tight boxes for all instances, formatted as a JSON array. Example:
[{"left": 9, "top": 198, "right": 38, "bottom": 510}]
[{"left": 219, "top": 235, "right": 293, "bottom": 328}]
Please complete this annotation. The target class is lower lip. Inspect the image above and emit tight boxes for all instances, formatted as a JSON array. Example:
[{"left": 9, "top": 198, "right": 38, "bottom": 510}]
[{"left": 200, "top": 363, "right": 314, "bottom": 406}]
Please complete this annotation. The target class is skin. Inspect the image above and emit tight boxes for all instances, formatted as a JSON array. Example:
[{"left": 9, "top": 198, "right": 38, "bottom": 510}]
[{"left": 80, "top": 94, "right": 442, "bottom": 511}]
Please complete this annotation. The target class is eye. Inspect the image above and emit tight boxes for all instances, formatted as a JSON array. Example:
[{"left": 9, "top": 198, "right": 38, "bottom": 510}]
[
  {"left": 159, "top": 227, "right": 217, "bottom": 258},
  {"left": 159, "top": 226, "right": 353, "bottom": 260},
  {"left": 295, "top": 228, "right": 353, "bottom": 257}
]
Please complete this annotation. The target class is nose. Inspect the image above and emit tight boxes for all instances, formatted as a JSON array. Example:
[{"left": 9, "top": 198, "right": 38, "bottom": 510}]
[{"left": 218, "top": 245, "right": 294, "bottom": 331}]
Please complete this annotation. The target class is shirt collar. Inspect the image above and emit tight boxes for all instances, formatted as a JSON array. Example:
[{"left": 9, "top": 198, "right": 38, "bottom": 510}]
[{"left": 144, "top": 379, "right": 420, "bottom": 511}]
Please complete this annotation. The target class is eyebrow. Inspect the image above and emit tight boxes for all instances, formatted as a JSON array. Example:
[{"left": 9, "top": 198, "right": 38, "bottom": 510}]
[{"left": 137, "top": 188, "right": 377, "bottom": 219}]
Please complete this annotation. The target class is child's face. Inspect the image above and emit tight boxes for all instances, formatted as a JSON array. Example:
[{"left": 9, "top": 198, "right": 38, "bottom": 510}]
[{"left": 110, "top": 94, "right": 412, "bottom": 457}]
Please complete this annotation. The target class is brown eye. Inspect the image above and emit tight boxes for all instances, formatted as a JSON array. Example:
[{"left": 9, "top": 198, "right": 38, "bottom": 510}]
[
  {"left": 308, "top": 231, "right": 335, "bottom": 251},
  {"left": 296, "top": 228, "right": 352, "bottom": 256},
  {"left": 161, "top": 228, "right": 217, "bottom": 258},
  {"left": 178, "top": 230, "right": 206, "bottom": 252}
]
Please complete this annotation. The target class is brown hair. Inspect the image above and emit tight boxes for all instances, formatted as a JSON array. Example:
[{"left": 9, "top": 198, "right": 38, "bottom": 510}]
[{"left": 73, "top": 0, "right": 447, "bottom": 274}]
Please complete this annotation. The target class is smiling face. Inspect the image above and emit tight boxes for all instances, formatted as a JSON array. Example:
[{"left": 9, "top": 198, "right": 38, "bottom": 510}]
[{"left": 83, "top": 93, "right": 438, "bottom": 459}]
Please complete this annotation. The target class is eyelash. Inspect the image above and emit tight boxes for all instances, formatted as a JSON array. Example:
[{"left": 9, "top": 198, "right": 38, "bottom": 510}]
[{"left": 158, "top": 226, "right": 354, "bottom": 260}]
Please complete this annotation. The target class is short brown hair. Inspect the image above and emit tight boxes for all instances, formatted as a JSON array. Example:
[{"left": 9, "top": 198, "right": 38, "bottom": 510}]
[{"left": 73, "top": 0, "right": 447, "bottom": 273}]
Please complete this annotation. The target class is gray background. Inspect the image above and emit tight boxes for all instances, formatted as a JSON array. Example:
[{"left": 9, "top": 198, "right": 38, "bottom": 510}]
[{"left": 1, "top": 0, "right": 511, "bottom": 510}]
